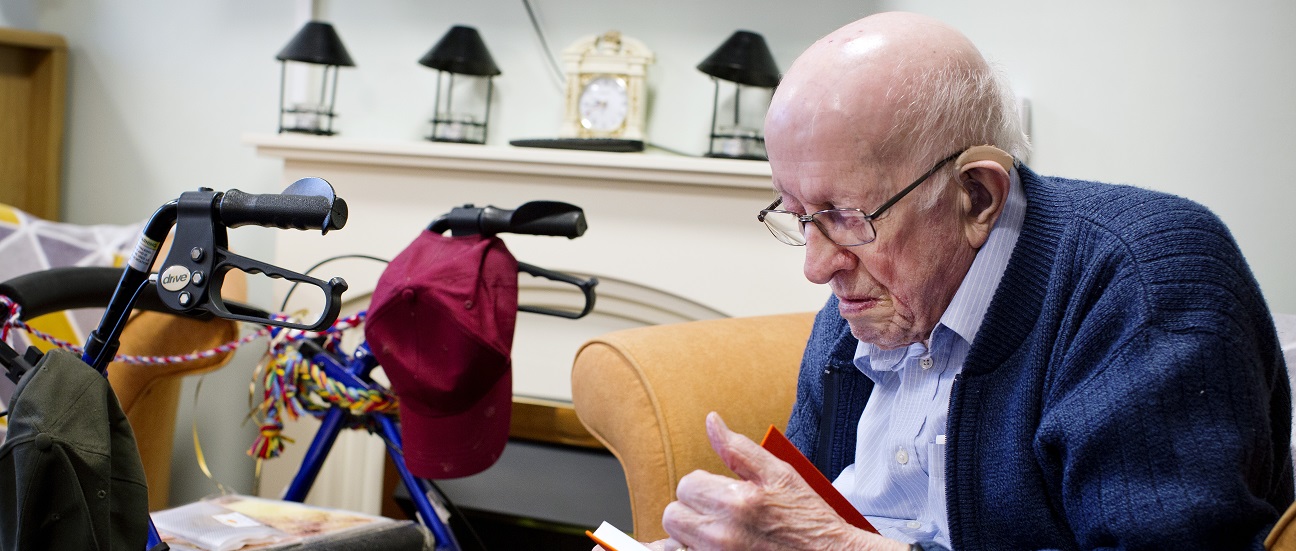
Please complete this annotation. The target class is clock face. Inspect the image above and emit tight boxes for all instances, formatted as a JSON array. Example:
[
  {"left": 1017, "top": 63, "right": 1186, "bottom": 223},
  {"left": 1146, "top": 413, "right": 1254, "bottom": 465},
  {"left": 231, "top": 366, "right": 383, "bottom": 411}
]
[{"left": 578, "top": 76, "right": 629, "bottom": 132}]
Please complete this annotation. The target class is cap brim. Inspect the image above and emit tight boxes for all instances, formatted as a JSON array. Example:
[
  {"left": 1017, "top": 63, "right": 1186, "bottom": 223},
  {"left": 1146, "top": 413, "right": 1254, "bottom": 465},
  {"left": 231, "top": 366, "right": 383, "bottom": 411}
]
[{"left": 398, "top": 366, "right": 512, "bottom": 480}]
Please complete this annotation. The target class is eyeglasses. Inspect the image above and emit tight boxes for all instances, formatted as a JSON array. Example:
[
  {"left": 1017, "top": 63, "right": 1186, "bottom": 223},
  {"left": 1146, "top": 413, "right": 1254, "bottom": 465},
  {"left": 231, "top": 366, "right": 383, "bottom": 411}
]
[{"left": 757, "top": 149, "right": 963, "bottom": 247}]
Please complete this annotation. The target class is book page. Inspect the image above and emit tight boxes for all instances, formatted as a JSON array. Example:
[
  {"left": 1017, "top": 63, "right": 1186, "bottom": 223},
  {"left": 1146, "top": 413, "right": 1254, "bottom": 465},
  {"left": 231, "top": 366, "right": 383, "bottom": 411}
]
[{"left": 587, "top": 521, "right": 652, "bottom": 551}]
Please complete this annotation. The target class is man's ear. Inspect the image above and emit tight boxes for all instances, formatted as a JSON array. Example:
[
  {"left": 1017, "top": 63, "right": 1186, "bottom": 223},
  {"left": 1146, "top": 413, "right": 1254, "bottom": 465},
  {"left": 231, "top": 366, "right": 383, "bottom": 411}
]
[{"left": 958, "top": 161, "right": 1010, "bottom": 249}]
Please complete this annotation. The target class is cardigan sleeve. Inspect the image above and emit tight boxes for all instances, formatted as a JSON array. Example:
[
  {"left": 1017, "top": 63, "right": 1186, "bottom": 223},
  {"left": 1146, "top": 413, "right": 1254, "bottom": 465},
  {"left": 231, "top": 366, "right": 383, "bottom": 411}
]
[
  {"left": 953, "top": 181, "right": 1292, "bottom": 550},
  {"left": 1026, "top": 195, "right": 1294, "bottom": 550},
  {"left": 1035, "top": 321, "right": 1291, "bottom": 550}
]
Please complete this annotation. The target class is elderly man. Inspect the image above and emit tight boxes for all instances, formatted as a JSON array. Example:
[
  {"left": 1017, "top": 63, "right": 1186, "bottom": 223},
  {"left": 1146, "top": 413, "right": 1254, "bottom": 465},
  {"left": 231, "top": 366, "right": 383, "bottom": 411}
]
[{"left": 611, "top": 11, "right": 1292, "bottom": 551}]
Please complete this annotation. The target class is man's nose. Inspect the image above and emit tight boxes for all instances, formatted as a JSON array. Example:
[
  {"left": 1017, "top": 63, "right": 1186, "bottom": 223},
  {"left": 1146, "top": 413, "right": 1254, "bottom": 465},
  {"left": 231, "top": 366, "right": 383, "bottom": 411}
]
[{"left": 802, "top": 224, "right": 848, "bottom": 284}]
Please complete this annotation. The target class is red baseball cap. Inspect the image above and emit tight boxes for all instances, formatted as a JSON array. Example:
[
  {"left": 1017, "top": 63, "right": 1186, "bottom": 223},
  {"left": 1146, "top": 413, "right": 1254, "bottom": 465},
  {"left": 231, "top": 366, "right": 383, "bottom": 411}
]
[{"left": 364, "top": 231, "right": 518, "bottom": 479}]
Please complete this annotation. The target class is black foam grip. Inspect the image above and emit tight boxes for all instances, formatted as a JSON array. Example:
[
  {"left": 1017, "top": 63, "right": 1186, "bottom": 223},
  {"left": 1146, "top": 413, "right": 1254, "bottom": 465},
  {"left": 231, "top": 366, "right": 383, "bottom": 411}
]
[
  {"left": 501, "top": 211, "right": 587, "bottom": 237},
  {"left": 481, "top": 201, "right": 587, "bottom": 238},
  {"left": 218, "top": 189, "right": 348, "bottom": 232}
]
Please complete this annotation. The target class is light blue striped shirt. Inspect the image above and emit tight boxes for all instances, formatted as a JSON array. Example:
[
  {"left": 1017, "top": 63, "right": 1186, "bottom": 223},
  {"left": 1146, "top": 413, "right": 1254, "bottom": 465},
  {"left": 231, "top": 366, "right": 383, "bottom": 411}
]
[{"left": 832, "top": 168, "right": 1025, "bottom": 548}]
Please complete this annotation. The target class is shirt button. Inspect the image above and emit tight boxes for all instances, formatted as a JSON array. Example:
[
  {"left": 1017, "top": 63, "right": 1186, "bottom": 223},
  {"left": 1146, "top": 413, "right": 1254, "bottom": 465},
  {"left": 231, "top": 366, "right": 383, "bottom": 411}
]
[
  {"left": 895, "top": 448, "right": 909, "bottom": 465},
  {"left": 906, "top": 520, "right": 923, "bottom": 530},
  {"left": 920, "top": 357, "right": 934, "bottom": 369}
]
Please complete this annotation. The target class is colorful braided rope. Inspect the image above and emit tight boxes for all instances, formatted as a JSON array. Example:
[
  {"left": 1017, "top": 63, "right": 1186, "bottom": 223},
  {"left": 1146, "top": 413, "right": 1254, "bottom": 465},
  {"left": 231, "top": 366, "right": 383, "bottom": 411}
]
[
  {"left": 245, "top": 311, "right": 400, "bottom": 461},
  {"left": 0, "top": 293, "right": 273, "bottom": 364},
  {"left": 0, "top": 295, "right": 397, "bottom": 462}
]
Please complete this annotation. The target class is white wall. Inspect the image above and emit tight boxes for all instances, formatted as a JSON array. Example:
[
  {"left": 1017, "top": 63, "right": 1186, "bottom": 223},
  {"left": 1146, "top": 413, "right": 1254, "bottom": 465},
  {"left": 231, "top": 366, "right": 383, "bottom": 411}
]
[
  {"left": 9, "top": 1, "right": 1291, "bottom": 310},
  {"left": 898, "top": 0, "right": 1296, "bottom": 317},
  {"left": 4, "top": 0, "right": 1294, "bottom": 505}
]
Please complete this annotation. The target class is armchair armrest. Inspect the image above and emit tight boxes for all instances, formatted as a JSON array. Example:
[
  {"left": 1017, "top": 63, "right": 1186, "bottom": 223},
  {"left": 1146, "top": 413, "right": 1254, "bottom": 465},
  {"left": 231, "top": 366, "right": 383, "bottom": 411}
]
[
  {"left": 571, "top": 312, "right": 815, "bottom": 541},
  {"left": 109, "top": 311, "right": 240, "bottom": 510}
]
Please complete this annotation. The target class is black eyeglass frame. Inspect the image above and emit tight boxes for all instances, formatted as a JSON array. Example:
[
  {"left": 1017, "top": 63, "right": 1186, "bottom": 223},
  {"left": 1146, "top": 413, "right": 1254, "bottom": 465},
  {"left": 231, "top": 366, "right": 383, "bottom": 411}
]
[{"left": 757, "top": 148, "right": 964, "bottom": 247}]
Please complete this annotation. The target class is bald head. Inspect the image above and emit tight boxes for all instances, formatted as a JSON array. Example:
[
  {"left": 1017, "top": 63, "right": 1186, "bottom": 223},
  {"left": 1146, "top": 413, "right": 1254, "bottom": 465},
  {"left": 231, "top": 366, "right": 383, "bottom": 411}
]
[
  {"left": 766, "top": 12, "right": 1023, "bottom": 177},
  {"left": 762, "top": 13, "right": 1025, "bottom": 350}
]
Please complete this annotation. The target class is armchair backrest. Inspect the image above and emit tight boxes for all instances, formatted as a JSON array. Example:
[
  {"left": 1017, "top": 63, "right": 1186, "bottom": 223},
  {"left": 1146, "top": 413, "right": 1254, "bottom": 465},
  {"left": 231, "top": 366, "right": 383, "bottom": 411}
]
[{"left": 571, "top": 312, "right": 815, "bottom": 541}]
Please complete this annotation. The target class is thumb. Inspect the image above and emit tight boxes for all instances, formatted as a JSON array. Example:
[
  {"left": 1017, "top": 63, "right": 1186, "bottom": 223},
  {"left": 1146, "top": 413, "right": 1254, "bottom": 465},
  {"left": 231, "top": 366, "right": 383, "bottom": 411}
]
[{"left": 705, "top": 411, "right": 777, "bottom": 483}]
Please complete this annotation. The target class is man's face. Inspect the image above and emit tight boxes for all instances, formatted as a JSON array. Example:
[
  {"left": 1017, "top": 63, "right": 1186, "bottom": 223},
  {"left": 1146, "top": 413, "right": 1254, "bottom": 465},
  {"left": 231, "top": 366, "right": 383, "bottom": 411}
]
[
  {"left": 769, "top": 150, "right": 977, "bottom": 350},
  {"left": 764, "top": 15, "right": 995, "bottom": 349}
]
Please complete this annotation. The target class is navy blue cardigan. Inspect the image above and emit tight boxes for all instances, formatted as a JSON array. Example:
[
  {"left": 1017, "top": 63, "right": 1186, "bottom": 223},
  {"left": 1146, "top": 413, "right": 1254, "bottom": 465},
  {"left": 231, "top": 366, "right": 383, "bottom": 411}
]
[{"left": 785, "top": 165, "right": 1293, "bottom": 550}]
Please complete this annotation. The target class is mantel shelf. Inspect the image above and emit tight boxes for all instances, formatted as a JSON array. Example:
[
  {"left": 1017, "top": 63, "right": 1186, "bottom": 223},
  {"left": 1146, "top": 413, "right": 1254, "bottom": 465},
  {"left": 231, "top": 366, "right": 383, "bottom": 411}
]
[
  {"left": 251, "top": 128, "right": 820, "bottom": 508},
  {"left": 255, "top": 128, "right": 818, "bottom": 400},
  {"left": 244, "top": 133, "right": 772, "bottom": 191}
]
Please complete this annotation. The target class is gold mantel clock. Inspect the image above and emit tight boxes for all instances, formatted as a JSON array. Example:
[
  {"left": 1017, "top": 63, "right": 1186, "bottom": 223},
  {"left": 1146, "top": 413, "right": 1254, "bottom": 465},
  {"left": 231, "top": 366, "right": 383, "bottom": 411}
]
[
  {"left": 560, "top": 30, "right": 653, "bottom": 142},
  {"left": 511, "top": 30, "right": 653, "bottom": 153}
]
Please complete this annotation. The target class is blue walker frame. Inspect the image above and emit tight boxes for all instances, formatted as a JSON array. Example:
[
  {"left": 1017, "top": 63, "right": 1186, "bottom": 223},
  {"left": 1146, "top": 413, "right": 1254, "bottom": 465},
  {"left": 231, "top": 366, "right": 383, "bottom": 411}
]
[
  {"left": 0, "top": 182, "right": 594, "bottom": 550},
  {"left": 273, "top": 202, "right": 598, "bottom": 551}
]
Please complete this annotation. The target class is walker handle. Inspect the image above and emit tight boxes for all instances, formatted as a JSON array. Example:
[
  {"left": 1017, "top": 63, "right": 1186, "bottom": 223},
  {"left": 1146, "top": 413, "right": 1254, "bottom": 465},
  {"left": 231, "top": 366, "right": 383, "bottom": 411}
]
[
  {"left": 427, "top": 201, "right": 586, "bottom": 238},
  {"left": 218, "top": 177, "right": 347, "bottom": 234}
]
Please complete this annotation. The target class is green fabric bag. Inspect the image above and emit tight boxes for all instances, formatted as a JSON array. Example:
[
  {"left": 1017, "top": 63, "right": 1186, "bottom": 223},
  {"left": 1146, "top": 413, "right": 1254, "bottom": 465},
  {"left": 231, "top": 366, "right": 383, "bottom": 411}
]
[{"left": 0, "top": 347, "right": 149, "bottom": 550}]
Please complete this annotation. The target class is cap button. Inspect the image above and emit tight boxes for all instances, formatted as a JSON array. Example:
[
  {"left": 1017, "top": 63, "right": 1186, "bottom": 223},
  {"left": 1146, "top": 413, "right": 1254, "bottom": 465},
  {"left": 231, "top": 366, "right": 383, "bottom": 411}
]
[
  {"left": 35, "top": 433, "right": 53, "bottom": 451},
  {"left": 463, "top": 300, "right": 474, "bottom": 309}
]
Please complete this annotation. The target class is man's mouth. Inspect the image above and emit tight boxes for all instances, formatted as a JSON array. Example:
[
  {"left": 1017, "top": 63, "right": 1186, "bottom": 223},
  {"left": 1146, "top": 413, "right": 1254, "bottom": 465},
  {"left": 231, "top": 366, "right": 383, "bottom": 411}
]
[{"left": 836, "top": 294, "right": 880, "bottom": 315}]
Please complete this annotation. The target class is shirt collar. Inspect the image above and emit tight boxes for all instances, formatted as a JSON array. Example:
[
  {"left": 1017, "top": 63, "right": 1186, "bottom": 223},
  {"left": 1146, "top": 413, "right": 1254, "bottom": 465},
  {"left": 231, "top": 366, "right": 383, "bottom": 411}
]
[{"left": 858, "top": 341, "right": 928, "bottom": 375}]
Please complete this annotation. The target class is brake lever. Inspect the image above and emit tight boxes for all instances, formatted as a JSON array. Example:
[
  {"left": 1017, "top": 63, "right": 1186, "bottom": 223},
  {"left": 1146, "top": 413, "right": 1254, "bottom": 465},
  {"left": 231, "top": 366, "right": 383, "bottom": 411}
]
[
  {"left": 208, "top": 251, "right": 347, "bottom": 332},
  {"left": 156, "top": 188, "right": 348, "bottom": 332},
  {"left": 517, "top": 261, "right": 598, "bottom": 319}
]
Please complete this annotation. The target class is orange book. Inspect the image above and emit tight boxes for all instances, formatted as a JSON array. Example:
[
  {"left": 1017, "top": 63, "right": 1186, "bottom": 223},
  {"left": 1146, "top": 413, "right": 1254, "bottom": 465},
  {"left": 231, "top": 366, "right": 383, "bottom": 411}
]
[{"left": 760, "top": 425, "right": 878, "bottom": 533}]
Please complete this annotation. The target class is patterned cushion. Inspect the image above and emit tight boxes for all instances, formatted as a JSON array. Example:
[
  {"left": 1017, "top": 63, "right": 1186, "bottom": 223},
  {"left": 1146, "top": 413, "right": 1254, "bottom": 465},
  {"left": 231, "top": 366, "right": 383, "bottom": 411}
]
[{"left": 0, "top": 203, "right": 144, "bottom": 404}]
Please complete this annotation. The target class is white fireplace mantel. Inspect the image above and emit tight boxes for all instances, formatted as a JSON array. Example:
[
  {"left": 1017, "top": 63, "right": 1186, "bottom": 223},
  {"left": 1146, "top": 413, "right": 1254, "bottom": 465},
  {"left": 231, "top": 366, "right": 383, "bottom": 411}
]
[
  {"left": 245, "top": 133, "right": 776, "bottom": 191},
  {"left": 242, "top": 132, "right": 828, "bottom": 513},
  {"left": 246, "top": 132, "right": 828, "bottom": 402},
  {"left": 246, "top": 133, "right": 827, "bottom": 399},
  {"left": 245, "top": 133, "right": 825, "bottom": 338}
]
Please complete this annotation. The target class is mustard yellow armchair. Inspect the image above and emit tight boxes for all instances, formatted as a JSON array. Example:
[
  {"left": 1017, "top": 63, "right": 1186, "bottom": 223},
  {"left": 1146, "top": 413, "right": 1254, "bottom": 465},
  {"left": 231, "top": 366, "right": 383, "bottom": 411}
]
[
  {"left": 572, "top": 311, "right": 1296, "bottom": 547},
  {"left": 570, "top": 312, "right": 815, "bottom": 541},
  {"left": 109, "top": 310, "right": 240, "bottom": 511}
]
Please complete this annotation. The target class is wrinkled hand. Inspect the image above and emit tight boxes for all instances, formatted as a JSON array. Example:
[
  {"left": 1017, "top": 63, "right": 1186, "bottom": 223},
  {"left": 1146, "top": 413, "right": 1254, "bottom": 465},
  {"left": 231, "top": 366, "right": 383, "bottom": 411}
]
[{"left": 660, "top": 412, "right": 905, "bottom": 551}]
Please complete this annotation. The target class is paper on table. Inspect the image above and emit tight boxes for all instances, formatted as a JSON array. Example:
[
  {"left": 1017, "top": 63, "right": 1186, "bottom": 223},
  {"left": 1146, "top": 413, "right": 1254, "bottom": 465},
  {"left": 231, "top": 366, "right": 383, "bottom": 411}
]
[
  {"left": 151, "top": 499, "right": 289, "bottom": 551},
  {"left": 586, "top": 521, "right": 652, "bottom": 551},
  {"left": 152, "top": 494, "right": 393, "bottom": 551}
]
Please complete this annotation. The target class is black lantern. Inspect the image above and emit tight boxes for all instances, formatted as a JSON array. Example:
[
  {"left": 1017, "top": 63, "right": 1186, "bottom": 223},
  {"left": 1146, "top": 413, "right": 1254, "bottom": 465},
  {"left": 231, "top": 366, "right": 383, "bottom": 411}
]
[
  {"left": 419, "top": 26, "right": 501, "bottom": 144},
  {"left": 275, "top": 21, "right": 355, "bottom": 136},
  {"left": 698, "top": 30, "right": 780, "bottom": 160}
]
